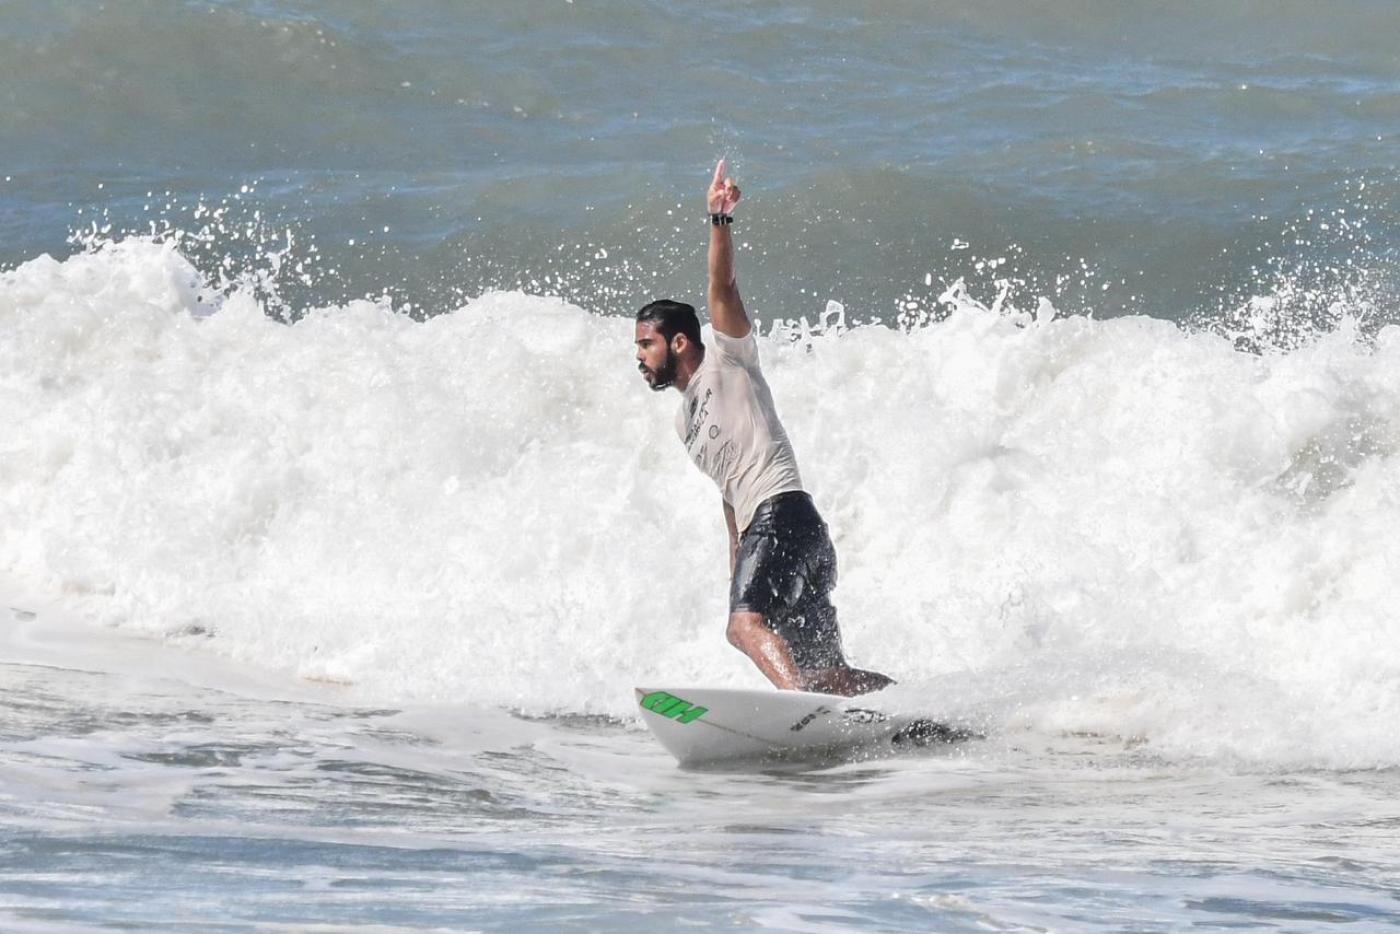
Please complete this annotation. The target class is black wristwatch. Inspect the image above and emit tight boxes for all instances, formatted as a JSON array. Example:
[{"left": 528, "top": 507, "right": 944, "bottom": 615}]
[{"left": 709, "top": 213, "right": 733, "bottom": 226}]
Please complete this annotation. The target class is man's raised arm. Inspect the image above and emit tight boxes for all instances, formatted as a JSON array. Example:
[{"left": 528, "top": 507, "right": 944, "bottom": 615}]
[{"left": 706, "top": 159, "right": 750, "bottom": 339}]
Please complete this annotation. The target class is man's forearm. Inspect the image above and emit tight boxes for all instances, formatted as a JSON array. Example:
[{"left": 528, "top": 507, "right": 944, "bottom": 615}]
[
  {"left": 708, "top": 223, "right": 737, "bottom": 302},
  {"left": 707, "top": 220, "right": 750, "bottom": 337}
]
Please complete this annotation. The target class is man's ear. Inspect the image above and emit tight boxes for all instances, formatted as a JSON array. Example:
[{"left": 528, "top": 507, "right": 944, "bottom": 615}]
[{"left": 671, "top": 333, "right": 689, "bottom": 355}]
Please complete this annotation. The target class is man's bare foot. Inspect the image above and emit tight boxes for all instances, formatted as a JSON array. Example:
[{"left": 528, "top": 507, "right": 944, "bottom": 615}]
[{"left": 804, "top": 667, "right": 894, "bottom": 697}]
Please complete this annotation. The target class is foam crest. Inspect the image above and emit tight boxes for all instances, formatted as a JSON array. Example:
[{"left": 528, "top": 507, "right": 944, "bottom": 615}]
[{"left": 4, "top": 239, "right": 1400, "bottom": 768}]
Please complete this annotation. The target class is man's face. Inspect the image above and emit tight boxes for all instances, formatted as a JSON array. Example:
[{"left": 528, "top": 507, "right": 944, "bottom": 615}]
[{"left": 635, "top": 321, "right": 677, "bottom": 392}]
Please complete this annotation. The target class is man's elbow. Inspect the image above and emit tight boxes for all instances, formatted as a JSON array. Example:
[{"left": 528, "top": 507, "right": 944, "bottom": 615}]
[{"left": 708, "top": 283, "right": 739, "bottom": 304}]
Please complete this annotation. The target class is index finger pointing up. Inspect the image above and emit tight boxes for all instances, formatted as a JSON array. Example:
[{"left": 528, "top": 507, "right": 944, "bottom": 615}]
[{"left": 712, "top": 158, "right": 726, "bottom": 188}]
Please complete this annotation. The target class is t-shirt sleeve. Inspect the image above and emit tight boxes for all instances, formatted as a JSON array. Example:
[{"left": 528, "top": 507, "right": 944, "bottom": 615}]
[{"left": 709, "top": 327, "right": 761, "bottom": 370}]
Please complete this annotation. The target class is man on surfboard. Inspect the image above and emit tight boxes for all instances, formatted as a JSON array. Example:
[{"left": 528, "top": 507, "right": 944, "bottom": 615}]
[{"left": 634, "top": 161, "right": 892, "bottom": 697}]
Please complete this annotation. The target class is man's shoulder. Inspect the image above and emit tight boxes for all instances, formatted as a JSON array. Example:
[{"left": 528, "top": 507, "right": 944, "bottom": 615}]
[
  {"left": 707, "top": 325, "right": 761, "bottom": 369},
  {"left": 709, "top": 321, "right": 755, "bottom": 343}
]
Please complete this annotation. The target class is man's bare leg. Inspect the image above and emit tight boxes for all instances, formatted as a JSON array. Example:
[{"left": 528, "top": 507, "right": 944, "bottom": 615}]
[
  {"left": 726, "top": 611, "right": 805, "bottom": 690},
  {"left": 727, "top": 612, "right": 894, "bottom": 695}
]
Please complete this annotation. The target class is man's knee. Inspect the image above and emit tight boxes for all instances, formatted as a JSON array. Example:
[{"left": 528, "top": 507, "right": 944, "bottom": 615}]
[{"left": 726, "top": 611, "right": 765, "bottom": 649}]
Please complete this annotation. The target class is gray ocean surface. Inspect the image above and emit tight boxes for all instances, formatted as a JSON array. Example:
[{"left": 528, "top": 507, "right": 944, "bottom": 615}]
[
  {"left": 3, "top": 0, "right": 1399, "bottom": 324},
  {"left": 6, "top": 2, "right": 1400, "bottom": 930},
  {"left": 5, "top": 603, "right": 1400, "bottom": 932}
]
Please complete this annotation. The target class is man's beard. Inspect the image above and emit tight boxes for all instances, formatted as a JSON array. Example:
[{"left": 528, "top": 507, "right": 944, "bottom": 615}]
[{"left": 643, "top": 347, "right": 677, "bottom": 391}]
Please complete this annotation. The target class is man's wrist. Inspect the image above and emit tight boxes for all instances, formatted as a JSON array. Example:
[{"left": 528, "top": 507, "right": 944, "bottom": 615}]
[{"left": 709, "top": 212, "right": 733, "bottom": 226}]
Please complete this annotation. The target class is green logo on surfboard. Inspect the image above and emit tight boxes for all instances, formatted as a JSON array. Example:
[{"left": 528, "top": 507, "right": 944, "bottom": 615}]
[{"left": 639, "top": 691, "right": 708, "bottom": 724}]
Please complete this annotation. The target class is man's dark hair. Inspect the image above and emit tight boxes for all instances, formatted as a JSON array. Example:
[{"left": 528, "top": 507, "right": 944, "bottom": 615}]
[{"left": 636, "top": 299, "right": 703, "bottom": 347}]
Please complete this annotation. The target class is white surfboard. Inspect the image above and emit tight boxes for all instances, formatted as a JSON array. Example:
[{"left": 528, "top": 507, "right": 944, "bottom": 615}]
[{"left": 635, "top": 686, "right": 975, "bottom": 768}]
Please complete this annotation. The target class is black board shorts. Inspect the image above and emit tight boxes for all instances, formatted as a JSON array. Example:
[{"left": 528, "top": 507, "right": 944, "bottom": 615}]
[{"left": 730, "top": 491, "right": 847, "bottom": 673}]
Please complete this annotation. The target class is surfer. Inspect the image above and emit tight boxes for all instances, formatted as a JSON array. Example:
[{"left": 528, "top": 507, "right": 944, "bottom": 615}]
[{"left": 634, "top": 161, "right": 893, "bottom": 697}]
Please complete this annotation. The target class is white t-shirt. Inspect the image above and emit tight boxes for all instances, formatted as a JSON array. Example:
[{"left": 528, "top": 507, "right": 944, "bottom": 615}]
[{"left": 675, "top": 327, "right": 804, "bottom": 532}]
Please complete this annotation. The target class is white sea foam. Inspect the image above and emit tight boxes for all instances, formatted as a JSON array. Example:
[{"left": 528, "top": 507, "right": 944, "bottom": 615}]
[{"left": 4, "top": 238, "right": 1399, "bottom": 768}]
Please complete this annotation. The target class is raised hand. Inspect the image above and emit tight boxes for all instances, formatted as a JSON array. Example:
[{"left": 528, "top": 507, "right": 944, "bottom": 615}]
[{"left": 707, "top": 158, "right": 742, "bottom": 215}]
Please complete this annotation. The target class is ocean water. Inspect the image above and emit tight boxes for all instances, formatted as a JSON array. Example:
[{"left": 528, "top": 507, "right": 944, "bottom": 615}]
[
  {"left": 4, "top": 0, "right": 1400, "bottom": 323},
  {"left": 6, "top": 598, "right": 1400, "bottom": 932},
  {"left": 4, "top": 1, "right": 1400, "bottom": 929}
]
